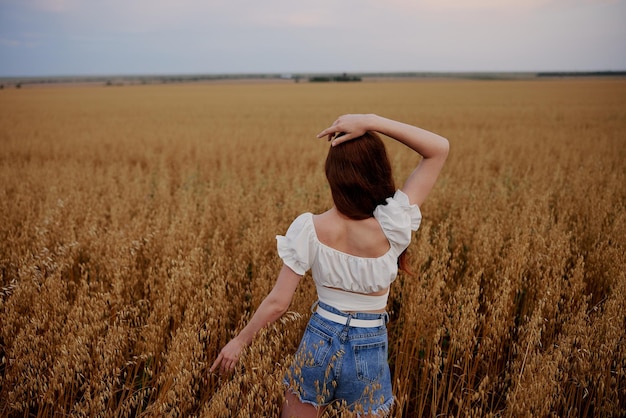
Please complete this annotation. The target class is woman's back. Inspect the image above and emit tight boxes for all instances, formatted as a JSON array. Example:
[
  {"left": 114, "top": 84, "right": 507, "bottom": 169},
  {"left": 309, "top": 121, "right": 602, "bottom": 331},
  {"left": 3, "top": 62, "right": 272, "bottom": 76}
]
[
  {"left": 276, "top": 189, "right": 421, "bottom": 312},
  {"left": 312, "top": 208, "right": 391, "bottom": 260}
]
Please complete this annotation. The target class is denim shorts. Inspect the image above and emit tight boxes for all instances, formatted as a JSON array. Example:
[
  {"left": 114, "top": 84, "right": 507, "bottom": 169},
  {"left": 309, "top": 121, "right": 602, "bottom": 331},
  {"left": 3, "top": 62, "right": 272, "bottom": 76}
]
[{"left": 284, "top": 301, "right": 393, "bottom": 415}]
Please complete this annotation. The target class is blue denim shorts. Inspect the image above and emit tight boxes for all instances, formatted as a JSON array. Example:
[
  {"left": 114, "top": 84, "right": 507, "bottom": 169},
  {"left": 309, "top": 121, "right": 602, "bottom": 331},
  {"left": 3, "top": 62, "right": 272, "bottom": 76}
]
[{"left": 284, "top": 301, "right": 393, "bottom": 415}]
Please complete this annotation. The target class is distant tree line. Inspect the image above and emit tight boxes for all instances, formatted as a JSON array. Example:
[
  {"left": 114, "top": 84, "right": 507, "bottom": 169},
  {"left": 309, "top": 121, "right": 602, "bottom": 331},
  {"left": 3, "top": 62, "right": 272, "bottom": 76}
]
[
  {"left": 3, "top": 71, "right": 626, "bottom": 89},
  {"left": 309, "top": 73, "right": 362, "bottom": 82},
  {"left": 537, "top": 71, "right": 626, "bottom": 77}
]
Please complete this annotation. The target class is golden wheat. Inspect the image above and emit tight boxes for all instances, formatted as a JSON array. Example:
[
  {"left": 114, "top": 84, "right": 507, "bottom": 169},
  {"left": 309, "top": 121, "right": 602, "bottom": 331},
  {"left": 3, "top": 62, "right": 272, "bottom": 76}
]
[{"left": 0, "top": 78, "right": 624, "bottom": 417}]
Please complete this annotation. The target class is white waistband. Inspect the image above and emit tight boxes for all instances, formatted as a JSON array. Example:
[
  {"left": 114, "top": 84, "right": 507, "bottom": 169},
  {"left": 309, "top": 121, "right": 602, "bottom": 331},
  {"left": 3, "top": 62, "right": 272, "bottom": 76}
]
[
  {"left": 316, "top": 306, "right": 385, "bottom": 328},
  {"left": 316, "top": 285, "right": 389, "bottom": 312}
]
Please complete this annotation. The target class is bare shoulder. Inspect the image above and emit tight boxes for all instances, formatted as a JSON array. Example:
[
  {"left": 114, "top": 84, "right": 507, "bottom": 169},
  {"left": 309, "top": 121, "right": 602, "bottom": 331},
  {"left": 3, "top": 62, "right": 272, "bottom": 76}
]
[{"left": 312, "top": 209, "right": 343, "bottom": 240}]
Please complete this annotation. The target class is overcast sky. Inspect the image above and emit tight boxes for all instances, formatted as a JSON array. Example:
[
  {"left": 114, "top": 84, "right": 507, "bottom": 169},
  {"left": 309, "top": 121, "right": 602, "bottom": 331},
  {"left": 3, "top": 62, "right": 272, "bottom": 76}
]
[{"left": 1, "top": 0, "right": 625, "bottom": 77}]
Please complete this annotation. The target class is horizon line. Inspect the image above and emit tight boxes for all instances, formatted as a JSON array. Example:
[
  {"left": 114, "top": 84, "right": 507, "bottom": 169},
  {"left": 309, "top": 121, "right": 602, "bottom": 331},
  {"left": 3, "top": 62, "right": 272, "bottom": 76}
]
[{"left": 2, "top": 70, "right": 626, "bottom": 82}]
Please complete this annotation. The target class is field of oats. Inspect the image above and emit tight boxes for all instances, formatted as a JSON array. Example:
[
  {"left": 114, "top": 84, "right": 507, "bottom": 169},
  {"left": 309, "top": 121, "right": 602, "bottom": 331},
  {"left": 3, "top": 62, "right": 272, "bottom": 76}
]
[{"left": 0, "top": 78, "right": 624, "bottom": 417}]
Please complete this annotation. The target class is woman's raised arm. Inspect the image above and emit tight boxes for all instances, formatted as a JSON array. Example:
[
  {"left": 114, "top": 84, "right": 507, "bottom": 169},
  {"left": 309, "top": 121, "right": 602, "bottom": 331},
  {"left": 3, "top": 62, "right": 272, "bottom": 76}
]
[{"left": 317, "top": 114, "right": 449, "bottom": 207}]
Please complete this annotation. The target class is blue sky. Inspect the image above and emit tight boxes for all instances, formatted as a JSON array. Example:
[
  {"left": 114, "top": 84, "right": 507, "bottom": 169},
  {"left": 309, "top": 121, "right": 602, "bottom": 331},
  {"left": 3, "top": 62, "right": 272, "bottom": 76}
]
[{"left": 1, "top": 0, "right": 625, "bottom": 77}]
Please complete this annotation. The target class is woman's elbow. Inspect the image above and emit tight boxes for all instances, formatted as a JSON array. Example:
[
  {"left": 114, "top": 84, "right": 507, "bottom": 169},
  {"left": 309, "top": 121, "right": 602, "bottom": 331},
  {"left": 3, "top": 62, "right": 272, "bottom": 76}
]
[
  {"left": 267, "top": 295, "right": 291, "bottom": 317},
  {"left": 440, "top": 136, "right": 450, "bottom": 157}
]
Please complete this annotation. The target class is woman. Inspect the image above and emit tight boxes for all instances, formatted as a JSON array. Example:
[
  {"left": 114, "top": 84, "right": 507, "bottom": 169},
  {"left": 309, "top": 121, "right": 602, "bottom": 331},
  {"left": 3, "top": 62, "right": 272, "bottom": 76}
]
[{"left": 210, "top": 114, "right": 449, "bottom": 416}]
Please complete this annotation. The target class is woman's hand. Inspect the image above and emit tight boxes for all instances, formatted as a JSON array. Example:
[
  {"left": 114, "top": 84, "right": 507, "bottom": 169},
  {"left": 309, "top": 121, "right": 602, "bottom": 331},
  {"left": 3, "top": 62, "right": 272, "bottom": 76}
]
[
  {"left": 317, "top": 114, "right": 374, "bottom": 146},
  {"left": 210, "top": 337, "right": 245, "bottom": 375}
]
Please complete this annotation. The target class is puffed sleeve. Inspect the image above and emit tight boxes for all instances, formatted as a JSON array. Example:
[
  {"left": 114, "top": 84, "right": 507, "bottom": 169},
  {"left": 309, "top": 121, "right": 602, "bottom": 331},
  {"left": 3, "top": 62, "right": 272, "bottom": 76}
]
[
  {"left": 276, "top": 213, "right": 313, "bottom": 276},
  {"left": 373, "top": 190, "right": 422, "bottom": 253}
]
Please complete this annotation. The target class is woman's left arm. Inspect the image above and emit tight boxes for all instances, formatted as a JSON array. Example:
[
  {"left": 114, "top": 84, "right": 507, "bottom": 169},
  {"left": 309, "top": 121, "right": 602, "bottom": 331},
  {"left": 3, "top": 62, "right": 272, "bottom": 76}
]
[{"left": 210, "top": 265, "right": 302, "bottom": 374}]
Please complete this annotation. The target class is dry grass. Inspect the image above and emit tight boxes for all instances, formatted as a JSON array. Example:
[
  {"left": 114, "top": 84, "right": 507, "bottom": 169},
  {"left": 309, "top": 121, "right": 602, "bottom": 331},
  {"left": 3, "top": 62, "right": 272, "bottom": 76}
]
[{"left": 0, "top": 78, "right": 624, "bottom": 417}]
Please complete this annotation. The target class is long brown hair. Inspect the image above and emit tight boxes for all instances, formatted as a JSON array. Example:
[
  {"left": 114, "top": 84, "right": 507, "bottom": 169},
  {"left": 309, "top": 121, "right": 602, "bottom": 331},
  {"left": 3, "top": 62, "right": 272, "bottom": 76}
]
[{"left": 325, "top": 131, "right": 410, "bottom": 272}]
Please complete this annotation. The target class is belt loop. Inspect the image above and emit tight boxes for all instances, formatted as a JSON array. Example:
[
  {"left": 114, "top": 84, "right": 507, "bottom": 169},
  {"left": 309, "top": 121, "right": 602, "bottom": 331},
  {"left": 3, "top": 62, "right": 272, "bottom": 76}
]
[
  {"left": 311, "top": 300, "right": 319, "bottom": 314},
  {"left": 383, "top": 312, "right": 390, "bottom": 325},
  {"left": 345, "top": 313, "right": 352, "bottom": 327}
]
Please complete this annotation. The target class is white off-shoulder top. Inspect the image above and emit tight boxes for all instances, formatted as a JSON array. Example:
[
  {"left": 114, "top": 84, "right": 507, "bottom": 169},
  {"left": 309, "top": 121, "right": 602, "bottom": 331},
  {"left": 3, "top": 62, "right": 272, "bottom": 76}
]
[{"left": 276, "top": 190, "right": 422, "bottom": 311}]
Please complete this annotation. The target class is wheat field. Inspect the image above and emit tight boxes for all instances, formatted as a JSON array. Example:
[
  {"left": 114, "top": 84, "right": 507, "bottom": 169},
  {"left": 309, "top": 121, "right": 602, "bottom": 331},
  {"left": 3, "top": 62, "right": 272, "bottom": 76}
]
[{"left": 0, "top": 78, "right": 624, "bottom": 417}]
